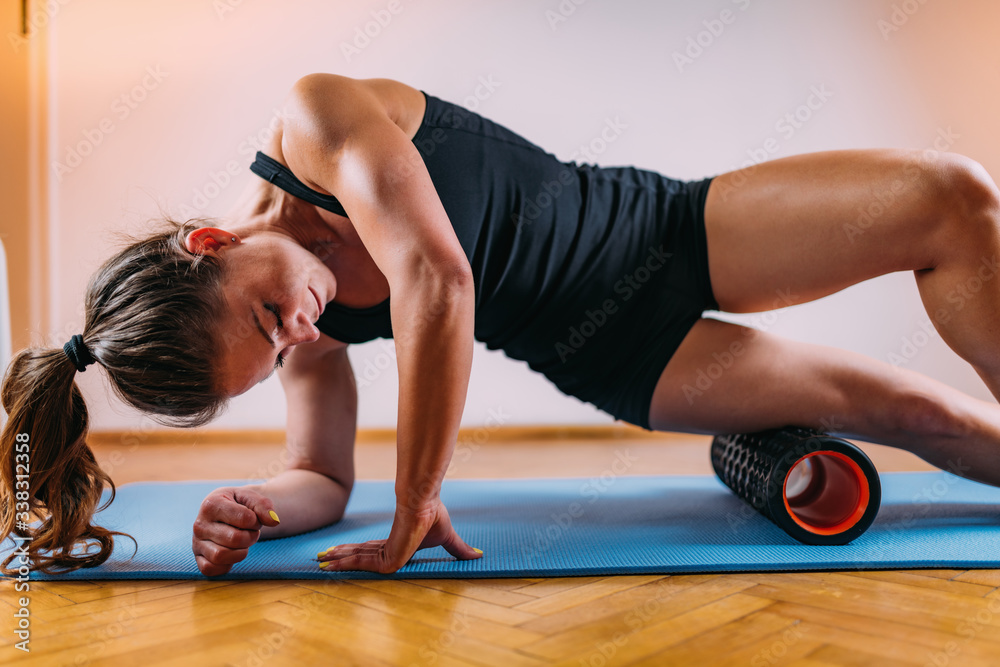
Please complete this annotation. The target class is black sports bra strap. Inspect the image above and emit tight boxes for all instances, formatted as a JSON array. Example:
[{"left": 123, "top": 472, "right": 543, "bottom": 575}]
[{"left": 249, "top": 151, "right": 349, "bottom": 218}]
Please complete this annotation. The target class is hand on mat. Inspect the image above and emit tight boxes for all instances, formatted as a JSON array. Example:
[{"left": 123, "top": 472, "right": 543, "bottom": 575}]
[
  {"left": 192, "top": 486, "right": 281, "bottom": 577},
  {"left": 317, "top": 498, "right": 482, "bottom": 574}
]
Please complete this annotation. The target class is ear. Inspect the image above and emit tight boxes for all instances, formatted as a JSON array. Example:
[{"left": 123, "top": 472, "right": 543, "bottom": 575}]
[{"left": 185, "top": 227, "right": 239, "bottom": 255}]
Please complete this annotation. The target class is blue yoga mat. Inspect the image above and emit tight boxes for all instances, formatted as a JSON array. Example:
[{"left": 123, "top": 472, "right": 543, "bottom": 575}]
[{"left": 2, "top": 472, "right": 999, "bottom": 580}]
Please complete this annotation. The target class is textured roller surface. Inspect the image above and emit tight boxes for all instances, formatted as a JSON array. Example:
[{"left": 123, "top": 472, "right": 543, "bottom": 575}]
[
  {"left": 2, "top": 473, "right": 999, "bottom": 580},
  {"left": 711, "top": 427, "right": 881, "bottom": 545}
]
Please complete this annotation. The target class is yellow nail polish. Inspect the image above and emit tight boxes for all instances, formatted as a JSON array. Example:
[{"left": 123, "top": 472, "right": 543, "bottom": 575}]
[
  {"left": 473, "top": 548, "right": 483, "bottom": 554},
  {"left": 317, "top": 551, "right": 327, "bottom": 559},
  {"left": 269, "top": 510, "right": 280, "bottom": 523},
  {"left": 319, "top": 562, "right": 329, "bottom": 570}
]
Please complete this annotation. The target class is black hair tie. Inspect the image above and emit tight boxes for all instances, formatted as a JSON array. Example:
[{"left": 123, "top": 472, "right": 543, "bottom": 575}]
[{"left": 63, "top": 334, "right": 96, "bottom": 372}]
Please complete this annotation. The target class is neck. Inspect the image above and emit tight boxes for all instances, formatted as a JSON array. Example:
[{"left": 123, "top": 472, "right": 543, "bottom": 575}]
[{"left": 223, "top": 180, "right": 342, "bottom": 259}]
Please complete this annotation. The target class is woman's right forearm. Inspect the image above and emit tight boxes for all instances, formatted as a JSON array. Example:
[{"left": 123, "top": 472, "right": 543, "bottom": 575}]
[{"left": 243, "top": 468, "right": 351, "bottom": 540}]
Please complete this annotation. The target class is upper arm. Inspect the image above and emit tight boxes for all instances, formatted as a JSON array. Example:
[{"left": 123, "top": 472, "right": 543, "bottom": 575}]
[
  {"left": 277, "top": 338, "right": 357, "bottom": 491},
  {"left": 279, "top": 74, "right": 472, "bottom": 286}
]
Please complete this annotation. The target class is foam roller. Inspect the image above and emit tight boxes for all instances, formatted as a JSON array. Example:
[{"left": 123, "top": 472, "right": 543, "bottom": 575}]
[{"left": 711, "top": 426, "right": 881, "bottom": 545}]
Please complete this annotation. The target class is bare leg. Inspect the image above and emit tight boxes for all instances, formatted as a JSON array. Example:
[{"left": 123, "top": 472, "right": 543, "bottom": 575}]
[
  {"left": 651, "top": 318, "right": 1000, "bottom": 486},
  {"left": 648, "top": 148, "right": 1000, "bottom": 486}
]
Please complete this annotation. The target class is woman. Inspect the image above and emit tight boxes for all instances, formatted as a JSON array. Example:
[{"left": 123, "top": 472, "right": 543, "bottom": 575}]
[{"left": 3, "top": 74, "right": 1000, "bottom": 577}]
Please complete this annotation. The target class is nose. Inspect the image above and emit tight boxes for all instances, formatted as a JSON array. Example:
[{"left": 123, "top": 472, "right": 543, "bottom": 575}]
[{"left": 285, "top": 308, "right": 321, "bottom": 348}]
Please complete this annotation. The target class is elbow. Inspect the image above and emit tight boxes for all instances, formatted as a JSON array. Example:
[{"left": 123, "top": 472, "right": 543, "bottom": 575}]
[
  {"left": 441, "top": 263, "right": 474, "bottom": 289},
  {"left": 401, "top": 255, "right": 474, "bottom": 293},
  {"left": 427, "top": 254, "right": 473, "bottom": 286},
  {"left": 430, "top": 265, "right": 474, "bottom": 309},
  {"left": 334, "top": 475, "right": 355, "bottom": 496}
]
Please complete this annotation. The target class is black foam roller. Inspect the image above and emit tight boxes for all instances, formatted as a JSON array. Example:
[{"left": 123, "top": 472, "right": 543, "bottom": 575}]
[{"left": 711, "top": 426, "right": 881, "bottom": 545}]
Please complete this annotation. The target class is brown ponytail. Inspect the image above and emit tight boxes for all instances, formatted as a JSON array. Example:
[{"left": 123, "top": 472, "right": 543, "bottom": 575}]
[
  {"left": 0, "top": 349, "right": 135, "bottom": 574},
  {"left": 1, "top": 218, "right": 231, "bottom": 575}
]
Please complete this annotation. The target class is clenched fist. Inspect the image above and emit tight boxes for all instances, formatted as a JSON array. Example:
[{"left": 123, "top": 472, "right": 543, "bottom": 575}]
[{"left": 192, "top": 486, "right": 280, "bottom": 576}]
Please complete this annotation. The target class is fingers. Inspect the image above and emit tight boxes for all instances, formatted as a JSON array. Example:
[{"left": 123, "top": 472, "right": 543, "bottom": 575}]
[
  {"left": 319, "top": 544, "right": 398, "bottom": 574},
  {"left": 202, "top": 487, "right": 280, "bottom": 530},
  {"left": 194, "top": 539, "right": 251, "bottom": 566},
  {"left": 191, "top": 485, "right": 279, "bottom": 577},
  {"left": 192, "top": 515, "right": 261, "bottom": 550},
  {"left": 192, "top": 533, "right": 251, "bottom": 576},
  {"left": 436, "top": 523, "right": 483, "bottom": 561},
  {"left": 316, "top": 540, "right": 391, "bottom": 574},
  {"left": 316, "top": 500, "right": 484, "bottom": 574},
  {"left": 199, "top": 491, "right": 259, "bottom": 531},
  {"left": 317, "top": 541, "right": 374, "bottom": 562},
  {"left": 424, "top": 504, "right": 482, "bottom": 560},
  {"left": 322, "top": 552, "right": 380, "bottom": 573},
  {"left": 232, "top": 487, "right": 281, "bottom": 528},
  {"left": 191, "top": 520, "right": 257, "bottom": 576},
  {"left": 195, "top": 554, "right": 231, "bottom": 578},
  {"left": 440, "top": 537, "right": 484, "bottom": 560}
]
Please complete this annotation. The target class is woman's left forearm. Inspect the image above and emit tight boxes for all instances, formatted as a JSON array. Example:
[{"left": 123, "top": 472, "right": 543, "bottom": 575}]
[{"left": 390, "top": 271, "right": 475, "bottom": 512}]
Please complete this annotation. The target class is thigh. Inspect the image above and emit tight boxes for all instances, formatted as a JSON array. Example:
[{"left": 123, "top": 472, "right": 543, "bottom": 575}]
[
  {"left": 646, "top": 316, "right": 955, "bottom": 441},
  {"left": 704, "top": 148, "right": 955, "bottom": 313}
]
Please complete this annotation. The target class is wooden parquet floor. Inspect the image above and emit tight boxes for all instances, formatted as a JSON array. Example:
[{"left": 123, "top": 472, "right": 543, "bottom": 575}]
[{"left": 3, "top": 433, "right": 999, "bottom": 666}]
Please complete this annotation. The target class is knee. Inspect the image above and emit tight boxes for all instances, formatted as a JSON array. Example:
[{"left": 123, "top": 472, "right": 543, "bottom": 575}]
[
  {"left": 878, "top": 387, "right": 969, "bottom": 442},
  {"left": 919, "top": 153, "right": 1000, "bottom": 241}
]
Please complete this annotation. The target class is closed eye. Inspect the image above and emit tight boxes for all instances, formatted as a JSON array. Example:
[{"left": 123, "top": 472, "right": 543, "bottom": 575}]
[
  {"left": 264, "top": 302, "right": 284, "bottom": 329},
  {"left": 264, "top": 302, "right": 284, "bottom": 369}
]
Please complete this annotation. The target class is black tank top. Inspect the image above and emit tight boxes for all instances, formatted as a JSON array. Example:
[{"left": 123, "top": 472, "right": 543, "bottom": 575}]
[{"left": 250, "top": 90, "right": 687, "bottom": 382}]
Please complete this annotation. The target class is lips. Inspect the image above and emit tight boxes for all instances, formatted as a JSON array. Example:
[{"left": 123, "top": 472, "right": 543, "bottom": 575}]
[{"left": 309, "top": 286, "right": 324, "bottom": 320}]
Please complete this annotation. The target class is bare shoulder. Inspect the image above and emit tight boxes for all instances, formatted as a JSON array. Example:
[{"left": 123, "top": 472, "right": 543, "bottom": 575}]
[{"left": 279, "top": 74, "right": 424, "bottom": 166}]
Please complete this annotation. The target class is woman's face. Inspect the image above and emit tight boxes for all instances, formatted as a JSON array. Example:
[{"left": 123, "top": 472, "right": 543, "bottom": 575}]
[{"left": 184, "top": 227, "right": 337, "bottom": 397}]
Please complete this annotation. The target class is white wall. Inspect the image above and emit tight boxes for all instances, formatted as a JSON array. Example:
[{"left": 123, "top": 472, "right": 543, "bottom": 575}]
[{"left": 41, "top": 0, "right": 1000, "bottom": 430}]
